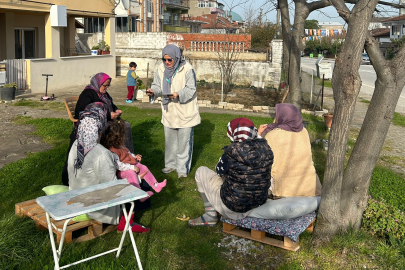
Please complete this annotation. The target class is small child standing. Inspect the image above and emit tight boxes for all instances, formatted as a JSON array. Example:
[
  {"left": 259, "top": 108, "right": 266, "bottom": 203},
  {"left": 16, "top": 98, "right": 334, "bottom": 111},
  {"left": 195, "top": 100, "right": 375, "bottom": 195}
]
[
  {"left": 101, "top": 120, "right": 167, "bottom": 201},
  {"left": 126, "top": 62, "right": 139, "bottom": 103}
]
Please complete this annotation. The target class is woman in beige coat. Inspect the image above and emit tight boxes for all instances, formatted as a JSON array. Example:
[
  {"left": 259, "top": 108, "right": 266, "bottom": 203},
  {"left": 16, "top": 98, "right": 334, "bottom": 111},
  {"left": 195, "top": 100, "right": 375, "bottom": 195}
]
[{"left": 258, "top": 103, "right": 322, "bottom": 198}]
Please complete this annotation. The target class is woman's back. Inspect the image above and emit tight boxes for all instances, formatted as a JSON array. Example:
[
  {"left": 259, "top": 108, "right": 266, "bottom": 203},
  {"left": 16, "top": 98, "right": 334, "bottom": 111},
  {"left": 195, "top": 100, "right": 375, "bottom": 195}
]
[{"left": 265, "top": 128, "right": 321, "bottom": 198}]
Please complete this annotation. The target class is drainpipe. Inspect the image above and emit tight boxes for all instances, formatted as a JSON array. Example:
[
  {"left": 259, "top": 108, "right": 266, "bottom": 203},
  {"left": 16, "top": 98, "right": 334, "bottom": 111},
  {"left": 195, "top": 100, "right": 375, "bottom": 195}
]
[
  {"left": 156, "top": 0, "right": 159, "bottom": 32},
  {"left": 144, "top": 0, "right": 147, "bottom": 32}
]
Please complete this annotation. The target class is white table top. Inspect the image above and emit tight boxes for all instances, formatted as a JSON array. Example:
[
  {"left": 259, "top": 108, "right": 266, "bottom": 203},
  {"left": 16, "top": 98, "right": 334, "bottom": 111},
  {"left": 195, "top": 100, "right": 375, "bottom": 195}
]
[{"left": 36, "top": 180, "right": 148, "bottom": 220}]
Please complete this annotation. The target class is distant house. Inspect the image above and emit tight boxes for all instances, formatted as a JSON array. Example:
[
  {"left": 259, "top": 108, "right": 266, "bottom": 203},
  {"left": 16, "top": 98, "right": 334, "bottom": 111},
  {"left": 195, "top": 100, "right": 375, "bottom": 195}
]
[
  {"left": 369, "top": 16, "right": 390, "bottom": 30},
  {"left": 382, "top": 15, "right": 405, "bottom": 40},
  {"left": 0, "top": 0, "right": 116, "bottom": 92},
  {"left": 318, "top": 22, "right": 344, "bottom": 30},
  {"left": 190, "top": 14, "right": 238, "bottom": 34},
  {"left": 188, "top": 0, "right": 225, "bottom": 17},
  {"left": 370, "top": 28, "right": 391, "bottom": 57}
]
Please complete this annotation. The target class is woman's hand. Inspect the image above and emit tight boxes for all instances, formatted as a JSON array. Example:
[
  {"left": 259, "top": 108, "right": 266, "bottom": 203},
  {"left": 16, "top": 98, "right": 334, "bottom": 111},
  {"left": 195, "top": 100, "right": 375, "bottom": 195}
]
[
  {"left": 133, "top": 166, "right": 140, "bottom": 173},
  {"left": 146, "top": 89, "right": 154, "bottom": 96},
  {"left": 258, "top": 124, "right": 268, "bottom": 136},
  {"left": 135, "top": 154, "right": 142, "bottom": 162},
  {"left": 169, "top": 92, "right": 179, "bottom": 99},
  {"left": 111, "top": 111, "right": 120, "bottom": 119}
]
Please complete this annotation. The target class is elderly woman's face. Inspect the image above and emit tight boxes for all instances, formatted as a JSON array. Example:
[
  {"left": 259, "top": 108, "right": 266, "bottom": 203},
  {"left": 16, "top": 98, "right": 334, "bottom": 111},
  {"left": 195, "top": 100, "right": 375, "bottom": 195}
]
[
  {"left": 99, "top": 79, "right": 111, "bottom": 94},
  {"left": 163, "top": 54, "right": 174, "bottom": 68}
]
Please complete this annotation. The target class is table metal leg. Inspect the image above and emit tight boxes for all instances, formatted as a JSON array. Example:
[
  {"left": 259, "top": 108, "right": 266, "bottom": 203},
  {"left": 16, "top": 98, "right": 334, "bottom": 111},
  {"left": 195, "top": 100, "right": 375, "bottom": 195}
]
[
  {"left": 45, "top": 212, "right": 71, "bottom": 270},
  {"left": 116, "top": 202, "right": 143, "bottom": 270}
]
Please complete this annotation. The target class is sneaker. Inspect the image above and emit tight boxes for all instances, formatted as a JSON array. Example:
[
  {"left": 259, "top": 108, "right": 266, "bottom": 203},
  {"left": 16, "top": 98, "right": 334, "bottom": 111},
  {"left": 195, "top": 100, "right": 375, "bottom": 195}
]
[
  {"left": 178, "top": 173, "right": 187, "bottom": 179},
  {"left": 162, "top": 167, "right": 175, "bottom": 174},
  {"left": 126, "top": 99, "right": 133, "bottom": 103}
]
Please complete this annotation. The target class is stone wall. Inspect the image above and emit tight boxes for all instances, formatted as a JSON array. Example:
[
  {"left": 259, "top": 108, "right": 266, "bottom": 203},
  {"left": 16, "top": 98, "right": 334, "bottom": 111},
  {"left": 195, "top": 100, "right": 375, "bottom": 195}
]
[{"left": 79, "top": 32, "right": 282, "bottom": 87}]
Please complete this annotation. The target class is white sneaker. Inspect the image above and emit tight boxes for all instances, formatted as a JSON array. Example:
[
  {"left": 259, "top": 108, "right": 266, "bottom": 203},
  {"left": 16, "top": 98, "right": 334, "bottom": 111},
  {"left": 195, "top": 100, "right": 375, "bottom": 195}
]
[
  {"left": 178, "top": 173, "right": 187, "bottom": 179},
  {"left": 162, "top": 167, "right": 175, "bottom": 174}
]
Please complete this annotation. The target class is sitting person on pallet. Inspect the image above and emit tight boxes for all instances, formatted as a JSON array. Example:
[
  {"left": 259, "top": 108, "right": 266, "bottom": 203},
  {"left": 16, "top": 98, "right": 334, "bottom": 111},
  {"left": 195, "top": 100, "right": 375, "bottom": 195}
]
[
  {"left": 258, "top": 103, "right": 322, "bottom": 199},
  {"left": 188, "top": 117, "right": 274, "bottom": 227},
  {"left": 68, "top": 102, "right": 149, "bottom": 233},
  {"left": 100, "top": 119, "right": 167, "bottom": 202}
]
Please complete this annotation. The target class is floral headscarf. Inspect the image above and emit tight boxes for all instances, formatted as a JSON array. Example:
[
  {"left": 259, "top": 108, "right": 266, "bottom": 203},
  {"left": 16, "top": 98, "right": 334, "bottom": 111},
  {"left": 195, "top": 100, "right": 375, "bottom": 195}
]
[
  {"left": 227, "top": 117, "right": 258, "bottom": 142},
  {"left": 74, "top": 102, "right": 108, "bottom": 170},
  {"left": 162, "top": 44, "right": 186, "bottom": 110},
  {"left": 84, "top": 72, "right": 113, "bottom": 112},
  {"left": 261, "top": 103, "right": 303, "bottom": 137}
]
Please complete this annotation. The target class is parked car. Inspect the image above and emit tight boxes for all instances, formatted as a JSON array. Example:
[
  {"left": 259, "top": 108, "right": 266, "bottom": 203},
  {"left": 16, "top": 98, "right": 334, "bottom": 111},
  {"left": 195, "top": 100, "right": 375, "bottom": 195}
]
[{"left": 362, "top": 53, "right": 370, "bottom": 65}]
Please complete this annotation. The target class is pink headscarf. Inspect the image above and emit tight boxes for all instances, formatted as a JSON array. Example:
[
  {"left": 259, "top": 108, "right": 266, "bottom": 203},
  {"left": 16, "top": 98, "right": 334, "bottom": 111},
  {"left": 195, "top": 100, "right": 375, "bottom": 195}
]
[
  {"left": 261, "top": 103, "right": 303, "bottom": 137},
  {"left": 84, "top": 72, "right": 113, "bottom": 112}
]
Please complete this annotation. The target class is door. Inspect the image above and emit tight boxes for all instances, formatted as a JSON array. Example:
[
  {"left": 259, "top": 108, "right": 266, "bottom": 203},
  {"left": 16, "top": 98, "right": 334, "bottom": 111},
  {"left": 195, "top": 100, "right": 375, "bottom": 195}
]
[{"left": 15, "top": 29, "right": 36, "bottom": 59}]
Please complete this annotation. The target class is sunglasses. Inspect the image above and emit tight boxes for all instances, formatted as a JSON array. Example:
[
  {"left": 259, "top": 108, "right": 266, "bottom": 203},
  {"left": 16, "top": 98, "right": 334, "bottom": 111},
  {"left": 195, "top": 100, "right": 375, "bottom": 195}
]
[{"left": 162, "top": 58, "right": 173, "bottom": 63}]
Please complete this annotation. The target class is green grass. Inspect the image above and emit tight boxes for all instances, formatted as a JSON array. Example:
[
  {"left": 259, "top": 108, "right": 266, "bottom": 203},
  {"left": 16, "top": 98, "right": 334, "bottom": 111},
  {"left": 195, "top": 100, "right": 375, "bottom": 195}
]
[
  {"left": 393, "top": 112, "right": 405, "bottom": 127},
  {"left": 1, "top": 106, "right": 405, "bottom": 269}
]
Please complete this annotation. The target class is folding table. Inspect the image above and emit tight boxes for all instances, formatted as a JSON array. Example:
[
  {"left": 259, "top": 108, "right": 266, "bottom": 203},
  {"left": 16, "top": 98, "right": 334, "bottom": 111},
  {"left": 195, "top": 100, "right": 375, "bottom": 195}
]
[{"left": 36, "top": 180, "right": 148, "bottom": 270}]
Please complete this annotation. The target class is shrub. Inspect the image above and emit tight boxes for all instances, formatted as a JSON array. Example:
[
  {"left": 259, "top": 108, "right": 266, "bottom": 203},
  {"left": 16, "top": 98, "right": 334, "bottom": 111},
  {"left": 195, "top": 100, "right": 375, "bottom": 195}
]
[
  {"left": 369, "top": 166, "right": 405, "bottom": 210},
  {"left": 362, "top": 197, "right": 405, "bottom": 239},
  {"left": 0, "top": 82, "right": 17, "bottom": 88}
]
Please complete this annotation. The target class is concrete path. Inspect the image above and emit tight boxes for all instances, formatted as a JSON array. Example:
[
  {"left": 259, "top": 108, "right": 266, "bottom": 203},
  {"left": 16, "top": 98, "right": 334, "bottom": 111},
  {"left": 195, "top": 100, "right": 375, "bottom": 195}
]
[{"left": 301, "top": 71, "right": 405, "bottom": 175}]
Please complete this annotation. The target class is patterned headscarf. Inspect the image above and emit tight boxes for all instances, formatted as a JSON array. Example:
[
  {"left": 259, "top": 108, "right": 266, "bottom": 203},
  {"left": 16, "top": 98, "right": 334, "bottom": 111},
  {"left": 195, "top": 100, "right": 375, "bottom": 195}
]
[
  {"left": 84, "top": 72, "right": 113, "bottom": 112},
  {"left": 162, "top": 44, "right": 186, "bottom": 110},
  {"left": 74, "top": 102, "right": 108, "bottom": 170},
  {"left": 227, "top": 117, "right": 258, "bottom": 142},
  {"left": 261, "top": 103, "right": 303, "bottom": 137}
]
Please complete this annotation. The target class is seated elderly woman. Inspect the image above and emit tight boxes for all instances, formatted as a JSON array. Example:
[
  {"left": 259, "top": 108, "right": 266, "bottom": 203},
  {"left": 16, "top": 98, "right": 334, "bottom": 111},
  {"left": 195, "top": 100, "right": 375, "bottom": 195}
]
[
  {"left": 258, "top": 103, "right": 322, "bottom": 199},
  {"left": 188, "top": 117, "right": 274, "bottom": 227},
  {"left": 67, "top": 102, "right": 148, "bottom": 233},
  {"left": 62, "top": 72, "right": 134, "bottom": 186}
]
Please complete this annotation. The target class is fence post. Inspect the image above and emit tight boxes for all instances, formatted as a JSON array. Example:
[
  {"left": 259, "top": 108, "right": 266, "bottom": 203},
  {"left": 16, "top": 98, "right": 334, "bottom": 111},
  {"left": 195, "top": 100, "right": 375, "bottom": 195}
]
[{"left": 310, "top": 69, "right": 314, "bottom": 104}]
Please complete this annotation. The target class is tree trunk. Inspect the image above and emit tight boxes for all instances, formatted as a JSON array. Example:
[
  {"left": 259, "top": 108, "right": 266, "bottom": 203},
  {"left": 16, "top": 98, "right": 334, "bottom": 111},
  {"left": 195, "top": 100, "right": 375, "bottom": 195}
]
[
  {"left": 279, "top": 0, "right": 291, "bottom": 87},
  {"left": 340, "top": 35, "right": 405, "bottom": 229},
  {"left": 315, "top": 0, "right": 378, "bottom": 240},
  {"left": 287, "top": 0, "right": 309, "bottom": 109}
]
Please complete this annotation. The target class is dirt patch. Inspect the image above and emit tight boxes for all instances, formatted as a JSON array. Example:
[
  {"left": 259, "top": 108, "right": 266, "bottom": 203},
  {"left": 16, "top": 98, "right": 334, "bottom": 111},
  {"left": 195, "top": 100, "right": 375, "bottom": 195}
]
[
  {"left": 0, "top": 102, "right": 67, "bottom": 169},
  {"left": 197, "top": 84, "right": 283, "bottom": 108}
]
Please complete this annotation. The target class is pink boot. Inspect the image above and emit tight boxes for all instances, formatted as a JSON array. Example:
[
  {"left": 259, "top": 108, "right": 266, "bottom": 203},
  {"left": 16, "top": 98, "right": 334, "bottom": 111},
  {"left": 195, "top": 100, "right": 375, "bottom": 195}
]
[
  {"left": 136, "top": 163, "right": 167, "bottom": 193},
  {"left": 152, "top": 179, "right": 167, "bottom": 193}
]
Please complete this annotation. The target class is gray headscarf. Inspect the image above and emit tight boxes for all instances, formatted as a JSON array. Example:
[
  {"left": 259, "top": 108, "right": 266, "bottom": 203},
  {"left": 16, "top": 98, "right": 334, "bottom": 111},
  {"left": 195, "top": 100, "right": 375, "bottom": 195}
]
[{"left": 162, "top": 44, "right": 186, "bottom": 110}]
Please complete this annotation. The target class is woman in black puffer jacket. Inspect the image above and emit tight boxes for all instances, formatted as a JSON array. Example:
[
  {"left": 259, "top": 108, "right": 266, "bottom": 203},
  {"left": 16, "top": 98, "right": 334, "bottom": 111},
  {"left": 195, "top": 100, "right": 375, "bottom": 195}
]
[{"left": 189, "top": 117, "right": 273, "bottom": 227}]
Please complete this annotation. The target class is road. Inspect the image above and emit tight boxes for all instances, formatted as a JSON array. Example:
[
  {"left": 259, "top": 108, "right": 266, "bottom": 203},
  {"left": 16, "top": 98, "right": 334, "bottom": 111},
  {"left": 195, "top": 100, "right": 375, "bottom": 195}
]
[{"left": 300, "top": 57, "right": 405, "bottom": 114}]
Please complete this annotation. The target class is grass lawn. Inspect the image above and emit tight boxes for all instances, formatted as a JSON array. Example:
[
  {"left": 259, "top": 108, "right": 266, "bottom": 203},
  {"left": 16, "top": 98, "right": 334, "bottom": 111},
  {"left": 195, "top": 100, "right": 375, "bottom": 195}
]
[{"left": 1, "top": 103, "right": 404, "bottom": 269}]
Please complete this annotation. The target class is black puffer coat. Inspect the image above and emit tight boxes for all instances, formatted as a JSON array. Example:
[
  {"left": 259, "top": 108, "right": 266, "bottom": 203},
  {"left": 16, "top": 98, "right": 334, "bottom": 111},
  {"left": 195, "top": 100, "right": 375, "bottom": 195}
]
[{"left": 219, "top": 138, "right": 273, "bottom": 213}]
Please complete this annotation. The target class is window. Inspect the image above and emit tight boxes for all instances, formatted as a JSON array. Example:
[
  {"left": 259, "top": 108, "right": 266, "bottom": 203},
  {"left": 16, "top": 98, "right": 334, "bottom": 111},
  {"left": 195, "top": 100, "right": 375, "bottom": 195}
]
[
  {"left": 15, "top": 29, "right": 36, "bottom": 59},
  {"left": 392, "top": 25, "right": 400, "bottom": 36},
  {"left": 129, "top": 17, "right": 137, "bottom": 32},
  {"left": 116, "top": 17, "right": 130, "bottom": 32},
  {"left": 84, "top": 18, "right": 105, "bottom": 33},
  {"left": 164, "top": 12, "right": 171, "bottom": 24},
  {"left": 147, "top": 21, "right": 153, "bottom": 32},
  {"left": 173, "top": 14, "right": 179, "bottom": 26},
  {"left": 147, "top": 0, "right": 153, "bottom": 13}
]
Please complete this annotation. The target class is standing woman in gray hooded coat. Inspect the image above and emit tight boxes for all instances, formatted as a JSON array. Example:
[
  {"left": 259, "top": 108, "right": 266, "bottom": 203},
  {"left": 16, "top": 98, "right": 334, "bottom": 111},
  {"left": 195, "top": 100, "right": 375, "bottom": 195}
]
[{"left": 146, "top": 44, "right": 200, "bottom": 179}]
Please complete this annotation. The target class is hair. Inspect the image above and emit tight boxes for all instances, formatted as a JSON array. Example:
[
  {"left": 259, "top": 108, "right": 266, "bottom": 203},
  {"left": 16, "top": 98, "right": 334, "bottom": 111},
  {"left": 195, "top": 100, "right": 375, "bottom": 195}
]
[
  {"left": 100, "top": 119, "right": 126, "bottom": 150},
  {"left": 129, "top": 62, "right": 137, "bottom": 68}
]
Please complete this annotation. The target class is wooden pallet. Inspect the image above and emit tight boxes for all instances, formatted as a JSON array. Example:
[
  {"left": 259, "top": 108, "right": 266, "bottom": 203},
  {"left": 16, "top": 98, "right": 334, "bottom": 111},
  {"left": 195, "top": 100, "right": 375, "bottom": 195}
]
[
  {"left": 222, "top": 219, "right": 316, "bottom": 252},
  {"left": 15, "top": 199, "right": 116, "bottom": 244}
]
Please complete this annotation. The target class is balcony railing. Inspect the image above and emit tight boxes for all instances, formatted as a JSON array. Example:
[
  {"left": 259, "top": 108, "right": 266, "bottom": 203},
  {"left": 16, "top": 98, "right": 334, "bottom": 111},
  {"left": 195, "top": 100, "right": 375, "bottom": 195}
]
[{"left": 163, "top": 0, "right": 189, "bottom": 8}]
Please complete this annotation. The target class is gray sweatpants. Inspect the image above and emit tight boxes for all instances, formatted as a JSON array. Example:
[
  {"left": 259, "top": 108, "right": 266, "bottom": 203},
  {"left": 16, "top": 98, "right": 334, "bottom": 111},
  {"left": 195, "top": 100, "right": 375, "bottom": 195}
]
[
  {"left": 164, "top": 126, "right": 194, "bottom": 174},
  {"left": 195, "top": 166, "right": 252, "bottom": 220}
]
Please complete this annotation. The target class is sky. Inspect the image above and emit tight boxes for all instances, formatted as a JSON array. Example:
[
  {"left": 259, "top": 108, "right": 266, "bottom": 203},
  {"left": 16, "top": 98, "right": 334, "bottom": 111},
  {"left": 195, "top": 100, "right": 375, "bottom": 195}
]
[{"left": 220, "top": 0, "right": 401, "bottom": 28}]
